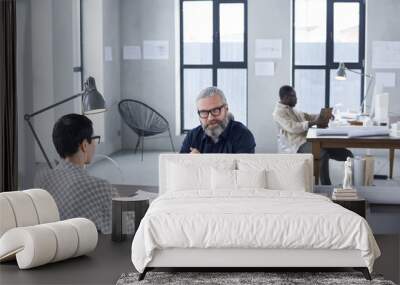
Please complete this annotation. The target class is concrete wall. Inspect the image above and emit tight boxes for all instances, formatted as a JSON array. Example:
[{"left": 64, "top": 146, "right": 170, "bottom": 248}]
[
  {"left": 101, "top": 0, "right": 122, "bottom": 154},
  {"left": 30, "top": 0, "right": 57, "bottom": 163},
  {"left": 82, "top": 0, "right": 122, "bottom": 156},
  {"left": 365, "top": 0, "right": 400, "bottom": 119},
  {"left": 52, "top": 0, "right": 76, "bottom": 121},
  {"left": 26, "top": 0, "right": 79, "bottom": 164},
  {"left": 248, "top": 0, "right": 291, "bottom": 153},
  {"left": 120, "top": 0, "right": 177, "bottom": 151}
]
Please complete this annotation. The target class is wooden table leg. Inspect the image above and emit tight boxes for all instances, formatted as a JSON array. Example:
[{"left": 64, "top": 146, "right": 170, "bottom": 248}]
[
  {"left": 389, "top": 148, "right": 395, "bottom": 179},
  {"left": 311, "top": 141, "right": 321, "bottom": 185}
]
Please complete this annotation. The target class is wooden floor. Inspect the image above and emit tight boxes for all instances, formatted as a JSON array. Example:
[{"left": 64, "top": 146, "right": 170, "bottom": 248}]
[{"left": 1, "top": 234, "right": 399, "bottom": 285}]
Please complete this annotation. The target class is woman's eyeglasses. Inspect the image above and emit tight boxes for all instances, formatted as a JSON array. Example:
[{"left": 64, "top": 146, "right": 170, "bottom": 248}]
[
  {"left": 91, "top": 136, "right": 101, "bottom": 144},
  {"left": 197, "top": 104, "right": 226, "bottom": 119}
]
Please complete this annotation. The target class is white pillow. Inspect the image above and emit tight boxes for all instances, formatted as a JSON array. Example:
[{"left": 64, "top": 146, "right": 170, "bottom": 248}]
[
  {"left": 236, "top": 169, "right": 267, "bottom": 189},
  {"left": 167, "top": 160, "right": 235, "bottom": 191},
  {"left": 211, "top": 168, "right": 267, "bottom": 190},
  {"left": 238, "top": 159, "right": 308, "bottom": 191},
  {"left": 211, "top": 169, "right": 236, "bottom": 190}
]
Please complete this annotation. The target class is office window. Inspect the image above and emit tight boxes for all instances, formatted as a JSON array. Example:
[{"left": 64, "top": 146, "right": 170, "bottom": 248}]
[
  {"left": 180, "top": 0, "right": 247, "bottom": 132},
  {"left": 73, "top": 0, "right": 83, "bottom": 112},
  {"left": 293, "top": 0, "right": 365, "bottom": 114}
]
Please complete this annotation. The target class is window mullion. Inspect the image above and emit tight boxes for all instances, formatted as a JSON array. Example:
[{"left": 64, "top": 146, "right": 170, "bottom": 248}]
[
  {"left": 292, "top": 0, "right": 295, "bottom": 86},
  {"left": 212, "top": 0, "right": 219, "bottom": 86},
  {"left": 243, "top": 0, "right": 248, "bottom": 67},
  {"left": 180, "top": 0, "right": 184, "bottom": 132},
  {"left": 326, "top": 0, "right": 334, "bottom": 107},
  {"left": 359, "top": 0, "right": 366, "bottom": 104}
]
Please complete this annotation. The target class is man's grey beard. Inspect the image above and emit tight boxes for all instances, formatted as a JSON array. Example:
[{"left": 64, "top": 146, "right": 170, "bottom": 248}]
[{"left": 202, "top": 115, "right": 230, "bottom": 143}]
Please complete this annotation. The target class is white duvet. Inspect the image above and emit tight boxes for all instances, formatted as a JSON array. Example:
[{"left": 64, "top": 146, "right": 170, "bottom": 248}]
[{"left": 131, "top": 190, "right": 380, "bottom": 273}]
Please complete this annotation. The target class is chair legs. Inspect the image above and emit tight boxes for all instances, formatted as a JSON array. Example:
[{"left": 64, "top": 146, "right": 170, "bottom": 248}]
[
  {"left": 168, "top": 128, "right": 175, "bottom": 152},
  {"left": 141, "top": 135, "right": 144, "bottom": 162},
  {"left": 134, "top": 136, "right": 141, "bottom": 154},
  {"left": 135, "top": 128, "right": 174, "bottom": 161}
]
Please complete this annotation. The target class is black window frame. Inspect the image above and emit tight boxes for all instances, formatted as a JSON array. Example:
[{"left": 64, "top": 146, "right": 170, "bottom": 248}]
[
  {"left": 292, "top": 0, "right": 366, "bottom": 108},
  {"left": 180, "top": 0, "right": 248, "bottom": 133},
  {"left": 72, "top": 0, "right": 84, "bottom": 90}
]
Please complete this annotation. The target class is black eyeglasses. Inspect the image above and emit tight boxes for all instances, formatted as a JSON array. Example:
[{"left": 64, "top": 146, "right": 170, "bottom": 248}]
[
  {"left": 91, "top": 136, "right": 101, "bottom": 144},
  {"left": 197, "top": 104, "right": 226, "bottom": 119}
]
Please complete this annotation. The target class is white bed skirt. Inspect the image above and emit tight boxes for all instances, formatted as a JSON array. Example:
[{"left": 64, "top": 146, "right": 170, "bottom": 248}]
[{"left": 148, "top": 248, "right": 366, "bottom": 268}]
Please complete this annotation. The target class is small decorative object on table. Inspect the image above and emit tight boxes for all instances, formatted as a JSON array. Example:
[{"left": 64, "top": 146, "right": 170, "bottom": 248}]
[
  {"left": 332, "top": 157, "right": 366, "bottom": 218},
  {"left": 332, "top": 157, "right": 359, "bottom": 200},
  {"left": 343, "top": 157, "right": 353, "bottom": 190}
]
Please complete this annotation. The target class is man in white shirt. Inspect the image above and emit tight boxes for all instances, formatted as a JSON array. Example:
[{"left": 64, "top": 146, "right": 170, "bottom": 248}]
[{"left": 273, "top": 85, "right": 353, "bottom": 185}]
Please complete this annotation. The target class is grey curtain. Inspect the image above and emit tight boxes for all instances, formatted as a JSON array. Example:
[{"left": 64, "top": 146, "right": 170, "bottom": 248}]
[{"left": 0, "top": 0, "right": 17, "bottom": 192}]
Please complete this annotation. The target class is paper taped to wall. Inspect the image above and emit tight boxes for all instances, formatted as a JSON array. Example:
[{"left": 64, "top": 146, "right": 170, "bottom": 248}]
[
  {"left": 104, "top": 46, "right": 112, "bottom": 62},
  {"left": 143, "top": 41, "right": 169, "bottom": 60}
]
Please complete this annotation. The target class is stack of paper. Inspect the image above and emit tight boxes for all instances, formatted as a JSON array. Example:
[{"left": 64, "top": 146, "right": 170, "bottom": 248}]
[
  {"left": 390, "top": 122, "right": 400, "bottom": 137},
  {"left": 316, "top": 126, "right": 390, "bottom": 137},
  {"left": 332, "top": 188, "right": 359, "bottom": 200},
  {"left": 391, "top": 129, "right": 400, "bottom": 138},
  {"left": 348, "top": 127, "right": 389, "bottom": 138}
]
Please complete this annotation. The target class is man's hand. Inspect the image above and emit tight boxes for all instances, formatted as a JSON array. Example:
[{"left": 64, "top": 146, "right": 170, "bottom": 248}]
[
  {"left": 190, "top": 147, "right": 200, "bottom": 154},
  {"left": 309, "top": 116, "right": 329, "bottom": 128}
]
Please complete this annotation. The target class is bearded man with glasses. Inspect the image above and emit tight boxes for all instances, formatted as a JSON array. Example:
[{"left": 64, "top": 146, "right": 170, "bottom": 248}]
[{"left": 180, "top": 86, "right": 256, "bottom": 154}]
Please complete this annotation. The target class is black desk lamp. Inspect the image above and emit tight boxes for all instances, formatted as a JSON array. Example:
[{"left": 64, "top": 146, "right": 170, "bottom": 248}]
[{"left": 24, "top": 77, "right": 106, "bottom": 169}]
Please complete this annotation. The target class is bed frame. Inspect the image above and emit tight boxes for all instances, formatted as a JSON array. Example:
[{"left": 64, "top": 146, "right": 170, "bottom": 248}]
[
  {"left": 137, "top": 154, "right": 373, "bottom": 281},
  {"left": 139, "top": 248, "right": 371, "bottom": 280}
]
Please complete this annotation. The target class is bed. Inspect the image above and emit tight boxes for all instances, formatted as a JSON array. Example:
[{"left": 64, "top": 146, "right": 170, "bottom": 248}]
[{"left": 131, "top": 154, "right": 380, "bottom": 280}]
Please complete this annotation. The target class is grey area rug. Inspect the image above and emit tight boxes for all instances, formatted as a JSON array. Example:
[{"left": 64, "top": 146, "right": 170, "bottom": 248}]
[{"left": 116, "top": 272, "right": 396, "bottom": 285}]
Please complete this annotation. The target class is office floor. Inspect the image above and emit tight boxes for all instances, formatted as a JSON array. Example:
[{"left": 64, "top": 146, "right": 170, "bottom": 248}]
[{"left": 1, "top": 234, "right": 398, "bottom": 285}]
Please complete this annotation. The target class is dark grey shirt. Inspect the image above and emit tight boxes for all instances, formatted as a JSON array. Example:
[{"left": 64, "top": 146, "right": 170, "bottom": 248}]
[
  {"left": 180, "top": 119, "right": 256, "bottom": 153},
  {"left": 35, "top": 160, "right": 117, "bottom": 234}
]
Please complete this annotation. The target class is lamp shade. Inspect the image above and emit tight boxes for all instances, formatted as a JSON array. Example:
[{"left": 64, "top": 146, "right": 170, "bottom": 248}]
[
  {"left": 82, "top": 77, "right": 106, "bottom": 114},
  {"left": 336, "top": 62, "right": 347, "bottom": 80}
]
